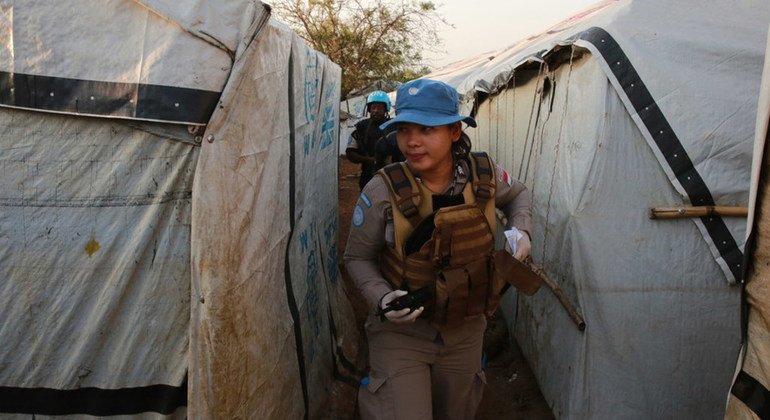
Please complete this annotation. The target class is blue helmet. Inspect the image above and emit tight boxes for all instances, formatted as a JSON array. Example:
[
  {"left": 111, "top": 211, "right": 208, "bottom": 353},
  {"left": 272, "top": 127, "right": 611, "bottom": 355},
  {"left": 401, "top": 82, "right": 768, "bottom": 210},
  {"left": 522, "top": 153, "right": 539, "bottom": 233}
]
[{"left": 366, "top": 90, "right": 391, "bottom": 112}]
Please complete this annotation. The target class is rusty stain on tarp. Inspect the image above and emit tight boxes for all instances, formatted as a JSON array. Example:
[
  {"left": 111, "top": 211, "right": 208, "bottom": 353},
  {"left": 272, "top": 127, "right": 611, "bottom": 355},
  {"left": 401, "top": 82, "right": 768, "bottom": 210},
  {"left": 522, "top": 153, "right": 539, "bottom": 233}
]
[{"left": 85, "top": 238, "right": 100, "bottom": 256}]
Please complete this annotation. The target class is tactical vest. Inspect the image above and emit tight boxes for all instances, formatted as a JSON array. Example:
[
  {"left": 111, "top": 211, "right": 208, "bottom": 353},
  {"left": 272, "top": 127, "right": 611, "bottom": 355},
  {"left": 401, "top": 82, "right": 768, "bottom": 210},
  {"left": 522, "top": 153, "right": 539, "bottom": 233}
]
[
  {"left": 354, "top": 118, "right": 386, "bottom": 156},
  {"left": 354, "top": 118, "right": 388, "bottom": 189},
  {"left": 378, "top": 152, "right": 504, "bottom": 330}
]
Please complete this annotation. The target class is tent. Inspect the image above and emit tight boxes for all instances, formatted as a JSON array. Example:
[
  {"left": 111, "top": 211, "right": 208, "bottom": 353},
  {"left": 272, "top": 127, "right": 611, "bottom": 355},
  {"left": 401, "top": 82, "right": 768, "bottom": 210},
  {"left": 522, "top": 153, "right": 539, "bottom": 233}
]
[
  {"left": 0, "top": 1, "right": 359, "bottom": 418},
  {"left": 725, "top": 24, "right": 770, "bottom": 420},
  {"left": 423, "top": 0, "right": 770, "bottom": 418}
]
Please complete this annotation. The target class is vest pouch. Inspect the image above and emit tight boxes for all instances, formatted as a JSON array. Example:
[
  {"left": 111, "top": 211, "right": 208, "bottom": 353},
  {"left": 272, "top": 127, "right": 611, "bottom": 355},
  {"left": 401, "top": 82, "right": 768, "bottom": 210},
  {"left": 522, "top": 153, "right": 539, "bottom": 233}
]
[
  {"left": 402, "top": 246, "right": 436, "bottom": 288},
  {"left": 465, "top": 257, "right": 491, "bottom": 316},
  {"left": 432, "top": 271, "right": 449, "bottom": 327},
  {"left": 486, "top": 250, "right": 511, "bottom": 317},
  {"left": 380, "top": 242, "right": 434, "bottom": 291},
  {"left": 402, "top": 247, "right": 437, "bottom": 318},
  {"left": 435, "top": 266, "right": 469, "bottom": 330}
]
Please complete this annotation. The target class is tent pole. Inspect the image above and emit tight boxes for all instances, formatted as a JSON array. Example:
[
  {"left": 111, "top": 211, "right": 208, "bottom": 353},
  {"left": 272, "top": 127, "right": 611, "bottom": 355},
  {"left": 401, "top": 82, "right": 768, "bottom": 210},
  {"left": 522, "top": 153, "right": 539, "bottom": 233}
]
[
  {"left": 649, "top": 206, "right": 748, "bottom": 219},
  {"left": 529, "top": 264, "right": 586, "bottom": 331}
]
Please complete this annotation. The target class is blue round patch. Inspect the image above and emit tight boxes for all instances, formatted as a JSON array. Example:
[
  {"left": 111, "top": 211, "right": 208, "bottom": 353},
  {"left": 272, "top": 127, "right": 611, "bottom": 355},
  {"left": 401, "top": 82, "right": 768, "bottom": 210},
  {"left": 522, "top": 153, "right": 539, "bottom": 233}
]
[{"left": 353, "top": 205, "right": 365, "bottom": 227}]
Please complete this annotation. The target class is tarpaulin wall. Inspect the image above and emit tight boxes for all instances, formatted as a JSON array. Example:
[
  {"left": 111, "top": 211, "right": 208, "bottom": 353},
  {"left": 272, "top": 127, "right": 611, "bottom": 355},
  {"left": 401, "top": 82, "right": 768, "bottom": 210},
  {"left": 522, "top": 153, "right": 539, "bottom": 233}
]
[
  {"left": 472, "top": 51, "right": 742, "bottom": 419},
  {"left": 287, "top": 28, "right": 360, "bottom": 417},
  {"left": 725, "top": 25, "right": 770, "bottom": 420},
  {"left": 189, "top": 16, "right": 358, "bottom": 420},
  {"left": 1, "top": 1, "right": 358, "bottom": 418},
  {"left": 0, "top": 110, "right": 195, "bottom": 419},
  {"left": 0, "top": 0, "right": 243, "bottom": 416},
  {"left": 427, "top": 0, "right": 770, "bottom": 417}
]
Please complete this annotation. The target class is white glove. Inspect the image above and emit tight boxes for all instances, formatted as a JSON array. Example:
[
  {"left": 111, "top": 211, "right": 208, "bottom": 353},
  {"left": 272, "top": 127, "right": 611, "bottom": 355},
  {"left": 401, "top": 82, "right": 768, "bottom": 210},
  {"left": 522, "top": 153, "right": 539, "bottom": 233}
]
[
  {"left": 504, "top": 227, "right": 531, "bottom": 261},
  {"left": 379, "top": 290, "right": 424, "bottom": 323}
]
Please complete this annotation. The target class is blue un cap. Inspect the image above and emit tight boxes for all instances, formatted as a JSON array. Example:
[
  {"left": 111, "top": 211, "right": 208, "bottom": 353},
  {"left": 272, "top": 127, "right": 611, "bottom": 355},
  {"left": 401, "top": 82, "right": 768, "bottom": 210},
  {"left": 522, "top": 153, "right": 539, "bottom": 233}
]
[{"left": 379, "top": 79, "right": 476, "bottom": 130}]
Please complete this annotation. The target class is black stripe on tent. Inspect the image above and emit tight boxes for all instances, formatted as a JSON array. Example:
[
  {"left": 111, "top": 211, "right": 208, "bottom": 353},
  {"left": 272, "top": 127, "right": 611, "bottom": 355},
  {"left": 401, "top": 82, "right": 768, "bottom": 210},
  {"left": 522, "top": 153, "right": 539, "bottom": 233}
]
[
  {"left": 318, "top": 234, "right": 365, "bottom": 388},
  {"left": 0, "top": 71, "right": 220, "bottom": 125},
  {"left": 575, "top": 27, "right": 743, "bottom": 280},
  {"left": 327, "top": 305, "right": 363, "bottom": 389},
  {"left": 731, "top": 370, "right": 770, "bottom": 418},
  {"left": 284, "top": 49, "right": 311, "bottom": 420},
  {"left": 0, "top": 381, "right": 186, "bottom": 416}
]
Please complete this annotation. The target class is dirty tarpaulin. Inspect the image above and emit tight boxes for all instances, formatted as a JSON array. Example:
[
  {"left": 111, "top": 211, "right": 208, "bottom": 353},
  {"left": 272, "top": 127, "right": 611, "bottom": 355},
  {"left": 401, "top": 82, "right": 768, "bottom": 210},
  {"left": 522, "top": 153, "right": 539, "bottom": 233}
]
[{"left": 0, "top": 1, "right": 358, "bottom": 418}]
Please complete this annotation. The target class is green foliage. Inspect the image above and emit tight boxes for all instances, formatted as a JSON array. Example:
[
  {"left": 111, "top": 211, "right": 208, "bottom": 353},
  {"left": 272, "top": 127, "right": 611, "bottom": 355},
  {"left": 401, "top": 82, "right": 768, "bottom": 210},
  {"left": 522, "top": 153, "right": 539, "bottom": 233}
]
[{"left": 272, "top": 0, "right": 448, "bottom": 97}]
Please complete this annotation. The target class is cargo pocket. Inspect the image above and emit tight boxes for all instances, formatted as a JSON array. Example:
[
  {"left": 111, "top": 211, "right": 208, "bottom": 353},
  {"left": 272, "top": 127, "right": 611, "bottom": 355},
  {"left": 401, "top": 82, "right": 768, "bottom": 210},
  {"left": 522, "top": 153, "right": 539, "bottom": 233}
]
[
  {"left": 358, "top": 374, "right": 394, "bottom": 420},
  {"left": 467, "top": 369, "right": 488, "bottom": 417}
]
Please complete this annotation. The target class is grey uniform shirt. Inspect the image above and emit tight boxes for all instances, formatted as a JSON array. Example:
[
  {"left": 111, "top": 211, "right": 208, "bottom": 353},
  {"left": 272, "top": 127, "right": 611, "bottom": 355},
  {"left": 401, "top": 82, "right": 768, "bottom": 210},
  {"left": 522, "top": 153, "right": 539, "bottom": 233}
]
[{"left": 343, "top": 158, "right": 532, "bottom": 343}]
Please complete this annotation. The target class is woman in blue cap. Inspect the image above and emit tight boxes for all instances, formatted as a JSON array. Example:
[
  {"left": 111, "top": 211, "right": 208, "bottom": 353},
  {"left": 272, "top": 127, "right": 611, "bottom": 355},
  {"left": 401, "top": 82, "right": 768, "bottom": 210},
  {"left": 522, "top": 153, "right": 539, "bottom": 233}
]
[{"left": 344, "top": 78, "right": 533, "bottom": 419}]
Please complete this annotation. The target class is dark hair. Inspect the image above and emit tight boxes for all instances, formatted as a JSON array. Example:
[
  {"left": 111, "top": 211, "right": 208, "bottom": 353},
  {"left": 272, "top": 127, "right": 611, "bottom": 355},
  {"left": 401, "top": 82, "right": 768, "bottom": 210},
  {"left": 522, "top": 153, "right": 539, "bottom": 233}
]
[{"left": 453, "top": 131, "right": 472, "bottom": 161}]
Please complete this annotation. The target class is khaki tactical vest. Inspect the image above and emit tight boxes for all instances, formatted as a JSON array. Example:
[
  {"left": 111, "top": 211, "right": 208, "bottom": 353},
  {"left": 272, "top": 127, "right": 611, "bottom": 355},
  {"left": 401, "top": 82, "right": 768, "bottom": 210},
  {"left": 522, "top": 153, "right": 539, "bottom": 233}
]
[{"left": 378, "top": 152, "right": 507, "bottom": 330}]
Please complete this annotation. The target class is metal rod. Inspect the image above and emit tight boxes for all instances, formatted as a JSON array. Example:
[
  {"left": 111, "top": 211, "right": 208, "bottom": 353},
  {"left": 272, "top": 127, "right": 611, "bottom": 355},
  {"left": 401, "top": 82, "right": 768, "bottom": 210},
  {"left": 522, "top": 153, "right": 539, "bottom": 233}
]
[
  {"left": 529, "top": 264, "right": 586, "bottom": 331},
  {"left": 649, "top": 206, "right": 748, "bottom": 220}
]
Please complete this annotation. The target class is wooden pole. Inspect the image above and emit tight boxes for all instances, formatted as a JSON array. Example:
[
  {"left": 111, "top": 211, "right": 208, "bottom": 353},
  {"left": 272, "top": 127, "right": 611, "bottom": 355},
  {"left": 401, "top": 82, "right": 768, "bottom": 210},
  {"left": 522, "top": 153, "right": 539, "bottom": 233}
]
[
  {"left": 649, "top": 205, "right": 748, "bottom": 220},
  {"left": 528, "top": 264, "right": 586, "bottom": 331}
]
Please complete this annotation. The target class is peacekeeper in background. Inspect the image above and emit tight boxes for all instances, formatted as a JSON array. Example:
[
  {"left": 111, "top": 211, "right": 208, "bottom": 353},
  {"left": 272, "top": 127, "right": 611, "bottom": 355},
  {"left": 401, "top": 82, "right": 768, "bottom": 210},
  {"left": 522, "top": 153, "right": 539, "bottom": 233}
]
[
  {"left": 344, "top": 78, "right": 532, "bottom": 420},
  {"left": 346, "top": 90, "right": 391, "bottom": 190}
]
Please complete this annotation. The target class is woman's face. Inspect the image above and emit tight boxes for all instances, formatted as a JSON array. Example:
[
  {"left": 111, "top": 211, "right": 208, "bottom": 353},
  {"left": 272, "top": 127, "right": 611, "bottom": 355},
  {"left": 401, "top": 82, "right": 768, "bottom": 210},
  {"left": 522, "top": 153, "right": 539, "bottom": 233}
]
[{"left": 396, "top": 122, "right": 461, "bottom": 176}]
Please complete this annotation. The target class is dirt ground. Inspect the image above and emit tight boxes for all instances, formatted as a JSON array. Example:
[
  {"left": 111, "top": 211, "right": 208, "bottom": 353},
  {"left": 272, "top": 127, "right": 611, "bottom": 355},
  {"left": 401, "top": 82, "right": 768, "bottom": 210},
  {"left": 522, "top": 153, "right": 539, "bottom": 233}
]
[{"left": 336, "top": 156, "right": 554, "bottom": 420}]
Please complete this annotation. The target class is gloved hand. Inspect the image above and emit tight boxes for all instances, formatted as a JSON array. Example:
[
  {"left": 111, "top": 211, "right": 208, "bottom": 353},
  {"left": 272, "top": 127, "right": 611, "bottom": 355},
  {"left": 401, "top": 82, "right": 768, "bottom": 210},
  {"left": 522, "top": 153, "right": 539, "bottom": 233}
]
[
  {"left": 379, "top": 290, "right": 424, "bottom": 323},
  {"left": 514, "top": 231, "right": 531, "bottom": 261},
  {"left": 505, "top": 227, "right": 531, "bottom": 261}
]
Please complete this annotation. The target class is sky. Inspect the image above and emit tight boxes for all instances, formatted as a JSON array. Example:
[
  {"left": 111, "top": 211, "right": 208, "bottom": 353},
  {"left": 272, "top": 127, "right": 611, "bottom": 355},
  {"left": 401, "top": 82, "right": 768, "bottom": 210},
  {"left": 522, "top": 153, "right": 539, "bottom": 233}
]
[{"left": 427, "top": 0, "right": 603, "bottom": 69}]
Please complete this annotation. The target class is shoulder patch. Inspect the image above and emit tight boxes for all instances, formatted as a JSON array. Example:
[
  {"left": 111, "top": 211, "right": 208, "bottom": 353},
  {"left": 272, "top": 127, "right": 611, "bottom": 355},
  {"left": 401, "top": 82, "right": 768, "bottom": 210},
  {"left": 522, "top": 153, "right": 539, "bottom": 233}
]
[
  {"left": 497, "top": 165, "right": 512, "bottom": 186},
  {"left": 353, "top": 205, "right": 365, "bottom": 227},
  {"left": 359, "top": 192, "right": 372, "bottom": 208}
]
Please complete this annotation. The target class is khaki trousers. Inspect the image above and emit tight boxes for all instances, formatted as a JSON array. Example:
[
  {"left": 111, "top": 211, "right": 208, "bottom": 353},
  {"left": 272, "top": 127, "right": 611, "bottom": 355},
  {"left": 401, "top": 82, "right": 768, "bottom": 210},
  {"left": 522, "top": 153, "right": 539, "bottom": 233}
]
[{"left": 358, "top": 319, "right": 487, "bottom": 420}]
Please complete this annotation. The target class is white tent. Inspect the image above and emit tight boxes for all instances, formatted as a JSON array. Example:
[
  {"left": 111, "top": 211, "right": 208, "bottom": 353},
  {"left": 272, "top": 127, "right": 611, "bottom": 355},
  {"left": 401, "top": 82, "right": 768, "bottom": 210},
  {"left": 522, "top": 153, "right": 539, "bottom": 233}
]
[
  {"left": 725, "top": 24, "right": 770, "bottom": 420},
  {"left": 424, "top": 0, "right": 769, "bottom": 418},
  {"left": 0, "top": 1, "right": 359, "bottom": 418}
]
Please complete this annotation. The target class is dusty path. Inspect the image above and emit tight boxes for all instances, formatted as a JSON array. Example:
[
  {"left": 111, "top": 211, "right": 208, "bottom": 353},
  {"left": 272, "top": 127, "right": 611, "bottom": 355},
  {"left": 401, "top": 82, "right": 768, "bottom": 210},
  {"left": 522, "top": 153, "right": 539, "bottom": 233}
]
[{"left": 336, "top": 157, "right": 554, "bottom": 420}]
